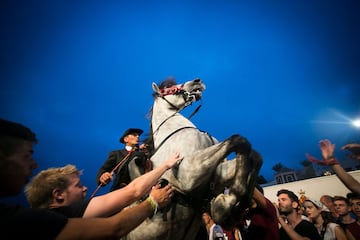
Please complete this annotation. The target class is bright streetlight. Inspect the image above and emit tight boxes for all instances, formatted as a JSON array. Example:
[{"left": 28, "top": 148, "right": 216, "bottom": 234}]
[{"left": 352, "top": 119, "right": 360, "bottom": 128}]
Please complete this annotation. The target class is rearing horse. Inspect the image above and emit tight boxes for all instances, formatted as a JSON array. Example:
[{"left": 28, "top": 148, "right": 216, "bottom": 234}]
[{"left": 124, "top": 78, "right": 262, "bottom": 239}]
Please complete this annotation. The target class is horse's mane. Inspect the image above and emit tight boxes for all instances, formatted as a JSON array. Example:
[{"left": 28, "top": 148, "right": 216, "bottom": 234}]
[
  {"left": 151, "top": 76, "right": 177, "bottom": 99},
  {"left": 158, "top": 76, "right": 177, "bottom": 89},
  {"left": 142, "top": 125, "right": 155, "bottom": 160}
]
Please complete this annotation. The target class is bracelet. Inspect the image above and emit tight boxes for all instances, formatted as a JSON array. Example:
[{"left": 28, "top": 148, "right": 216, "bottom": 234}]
[
  {"left": 146, "top": 195, "right": 158, "bottom": 216},
  {"left": 326, "top": 156, "right": 339, "bottom": 166}
]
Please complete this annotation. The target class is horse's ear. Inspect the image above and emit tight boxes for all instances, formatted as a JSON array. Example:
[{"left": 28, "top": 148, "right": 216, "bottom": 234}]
[{"left": 152, "top": 82, "right": 160, "bottom": 94}]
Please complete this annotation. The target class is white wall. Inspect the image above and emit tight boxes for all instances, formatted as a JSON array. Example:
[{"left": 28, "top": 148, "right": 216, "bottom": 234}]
[{"left": 263, "top": 170, "right": 360, "bottom": 203}]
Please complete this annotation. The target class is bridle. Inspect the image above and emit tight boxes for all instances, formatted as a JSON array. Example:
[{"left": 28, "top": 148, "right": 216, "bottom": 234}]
[
  {"left": 150, "top": 79, "right": 215, "bottom": 160},
  {"left": 156, "top": 82, "right": 199, "bottom": 111},
  {"left": 152, "top": 82, "right": 202, "bottom": 136}
]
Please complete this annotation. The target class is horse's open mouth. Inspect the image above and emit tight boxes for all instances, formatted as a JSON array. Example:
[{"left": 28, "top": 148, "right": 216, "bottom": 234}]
[{"left": 191, "top": 89, "right": 203, "bottom": 101}]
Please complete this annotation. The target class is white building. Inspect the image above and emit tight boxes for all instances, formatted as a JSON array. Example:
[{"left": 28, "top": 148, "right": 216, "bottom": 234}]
[{"left": 263, "top": 170, "right": 360, "bottom": 203}]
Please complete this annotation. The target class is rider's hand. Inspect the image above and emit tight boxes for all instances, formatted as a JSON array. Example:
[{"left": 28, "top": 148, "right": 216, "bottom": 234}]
[{"left": 99, "top": 172, "right": 112, "bottom": 185}]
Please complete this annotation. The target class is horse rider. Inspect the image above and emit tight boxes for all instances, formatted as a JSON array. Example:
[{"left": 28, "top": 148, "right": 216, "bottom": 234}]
[{"left": 96, "top": 128, "right": 151, "bottom": 192}]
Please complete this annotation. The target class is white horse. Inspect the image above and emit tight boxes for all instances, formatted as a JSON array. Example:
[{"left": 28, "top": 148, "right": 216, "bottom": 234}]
[{"left": 124, "top": 78, "right": 262, "bottom": 239}]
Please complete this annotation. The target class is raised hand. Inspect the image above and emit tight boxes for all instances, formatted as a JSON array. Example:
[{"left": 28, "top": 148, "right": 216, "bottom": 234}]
[
  {"left": 319, "top": 139, "right": 335, "bottom": 160},
  {"left": 305, "top": 139, "right": 339, "bottom": 166},
  {"left": 163, "top": 152, "right": 183, "bottom": 169},
  {"left": 341, "top": 143, "right": 360, "bottom": 160}
]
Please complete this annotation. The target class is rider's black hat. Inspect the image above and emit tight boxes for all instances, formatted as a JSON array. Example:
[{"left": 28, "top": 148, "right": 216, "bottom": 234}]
[{"left": 119, "top": 128, "right": 143, "bottom": 143}]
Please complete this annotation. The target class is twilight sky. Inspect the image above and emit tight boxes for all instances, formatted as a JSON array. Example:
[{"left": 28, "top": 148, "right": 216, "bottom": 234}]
[{"left": 1, "top": 0, "right": 359, "bottom": 205}]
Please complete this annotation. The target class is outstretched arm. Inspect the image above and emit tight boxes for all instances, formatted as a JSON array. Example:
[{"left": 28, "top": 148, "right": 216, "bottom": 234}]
[
  {"left": 253, "top": 187, "right": 267, "bottom": 209},
  {"left": 330, "top": 164, "right": 360, "bottom": 194},
  {"left": 56, "top": 185, "right": 174, "bottom": 239},
  {"left": 315, "top": 140, "right": 360, "bottom": 194},
  {"left": 84, "top": 152, "right": 183, "bottom": 217}
]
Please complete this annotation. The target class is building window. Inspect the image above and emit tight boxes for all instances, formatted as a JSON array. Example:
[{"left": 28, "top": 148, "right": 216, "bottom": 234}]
[{"left": 286, "top": 174, "right": 294, "bottom": 182}]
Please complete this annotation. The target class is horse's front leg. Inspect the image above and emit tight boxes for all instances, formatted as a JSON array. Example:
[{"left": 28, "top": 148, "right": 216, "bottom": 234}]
[
  {"left": 212, "top": 158, "right": 238, "bottom": 193},
  {"left": 211, "top": 149, "right": 263, "bottom": 228},
  {"left": 170, "top": 134, "right": 251, "bottom": 192}
]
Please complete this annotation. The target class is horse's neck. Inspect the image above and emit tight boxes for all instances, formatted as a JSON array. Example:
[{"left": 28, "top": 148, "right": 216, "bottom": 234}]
[{"left": 152, "top": 100, "right": 196, "bottom": 144}]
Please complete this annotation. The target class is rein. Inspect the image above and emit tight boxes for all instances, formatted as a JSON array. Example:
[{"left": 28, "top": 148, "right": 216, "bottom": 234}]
[
  {"left": 151, "top": 126, "right": 196, "bottom": 157},
  {"left": 151, "top": 105, "right": 184, "bottom": 137}
]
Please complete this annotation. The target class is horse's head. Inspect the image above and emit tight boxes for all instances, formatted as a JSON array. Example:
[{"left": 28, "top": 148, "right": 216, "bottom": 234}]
[{"left": 152, "top": 78, "right": 205, "bottom": 110}]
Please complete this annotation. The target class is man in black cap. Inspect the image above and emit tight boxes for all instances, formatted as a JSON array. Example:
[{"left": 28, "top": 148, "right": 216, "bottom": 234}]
[{"left": 96, "top": 128, "right": 149, "bottom": 192}]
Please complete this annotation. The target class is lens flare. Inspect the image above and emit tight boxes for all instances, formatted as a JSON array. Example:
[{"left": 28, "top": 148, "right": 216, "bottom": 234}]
[{"left": 352, "top": 119, "right": 360, "bottom": 128}]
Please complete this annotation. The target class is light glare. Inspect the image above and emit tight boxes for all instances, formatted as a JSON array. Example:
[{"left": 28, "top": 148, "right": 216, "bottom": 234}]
[{"left": 352, "top": 119, "right": 360, "bottom": 128}]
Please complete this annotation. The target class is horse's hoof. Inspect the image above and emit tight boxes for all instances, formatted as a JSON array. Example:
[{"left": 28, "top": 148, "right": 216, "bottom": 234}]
[{"left": 228, "top": 134, "right": 251, "bottom": 156}]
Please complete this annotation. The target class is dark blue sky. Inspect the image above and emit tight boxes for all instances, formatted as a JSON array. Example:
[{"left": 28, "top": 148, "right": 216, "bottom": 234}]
[{"left": 1, "top": 1, "right": 360, "bottom": 204}]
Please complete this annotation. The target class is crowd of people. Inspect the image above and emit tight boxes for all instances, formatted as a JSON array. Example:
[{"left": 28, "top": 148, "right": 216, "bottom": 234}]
[
  {"left": 197, "top": 184, "right": 359, "bottom": 240},
  {"left": 196, "top": 138, "right": 360, "bottom": 240},
  {"left": 1, "top": 117, "right": 360, "bottom": 239}
]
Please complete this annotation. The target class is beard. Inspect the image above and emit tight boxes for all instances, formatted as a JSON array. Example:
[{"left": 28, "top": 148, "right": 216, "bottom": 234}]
[{"left": 278, "top": 205, "right": 293, "bottom": 216}]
